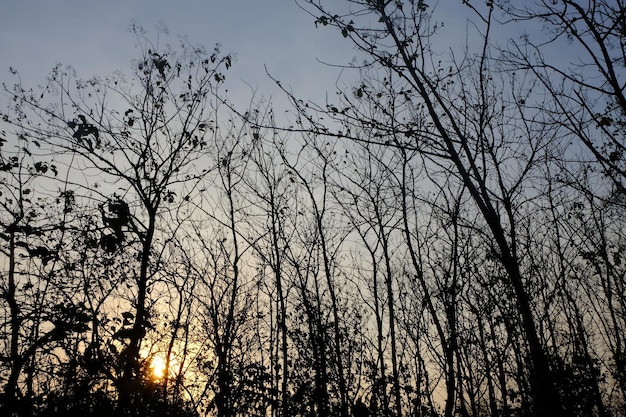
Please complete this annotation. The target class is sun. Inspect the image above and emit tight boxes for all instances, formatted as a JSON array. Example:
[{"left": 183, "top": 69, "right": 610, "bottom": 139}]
[{"left": 150, "top": 355, "right": 167, "bottom": 380}]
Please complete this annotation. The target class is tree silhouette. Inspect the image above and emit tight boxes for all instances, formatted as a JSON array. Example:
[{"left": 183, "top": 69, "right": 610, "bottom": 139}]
[
  {"left": 1, "top": 4, "right": 626, "bottom": 417},
  {"left": 2, "top": 24, "right": 231, "bottom": 416}
]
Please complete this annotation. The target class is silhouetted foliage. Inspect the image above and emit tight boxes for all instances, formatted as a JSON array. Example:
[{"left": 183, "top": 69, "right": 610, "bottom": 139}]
[{"left": 1, "top": 3, "right": 626, "bottom": 417}]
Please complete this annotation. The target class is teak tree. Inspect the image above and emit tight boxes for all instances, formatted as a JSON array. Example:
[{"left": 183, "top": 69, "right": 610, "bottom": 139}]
[
  {"left": 501, "top": 0, "right": 626, "bottom": 196},
  {"left": 0, "top": 138, "right": 90, "bottom": 416},
  {"left": 294, "top": 1, "right": 567, "bottom": 416},
  {"left": 2, "top": 4, "right": 626, "bottom": 417},
  {"left": 3, "top": 25, "right": 231, "bottom": 415}
]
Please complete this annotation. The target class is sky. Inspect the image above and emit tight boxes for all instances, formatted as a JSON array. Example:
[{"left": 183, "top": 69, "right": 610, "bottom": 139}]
[
  {"left": 0, "top": 1, "right": 575, "bottom": 120},
  {"left": 0, "top": 0, "right": 362, "bottom": 113}
]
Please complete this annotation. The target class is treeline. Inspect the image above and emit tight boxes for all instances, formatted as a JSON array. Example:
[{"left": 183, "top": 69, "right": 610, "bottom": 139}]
[{"left": 1, "top": 2, "right": 625, "bottom": 417}]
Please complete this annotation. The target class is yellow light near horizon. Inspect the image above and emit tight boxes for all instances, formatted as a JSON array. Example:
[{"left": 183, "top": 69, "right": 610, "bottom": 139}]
[{"left": 150, "top": 355, "right": 167, "bottom": 379}]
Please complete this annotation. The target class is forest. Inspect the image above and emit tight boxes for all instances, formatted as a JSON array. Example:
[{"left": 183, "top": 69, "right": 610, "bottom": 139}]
[{"left": 0, "top": 1, "right": 625, "bottom": 417}]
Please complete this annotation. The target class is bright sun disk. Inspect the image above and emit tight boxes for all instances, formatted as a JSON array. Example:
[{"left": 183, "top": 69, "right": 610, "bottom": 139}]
[{"left": 150, "top": 356, "right": 167, "bottom": 379}]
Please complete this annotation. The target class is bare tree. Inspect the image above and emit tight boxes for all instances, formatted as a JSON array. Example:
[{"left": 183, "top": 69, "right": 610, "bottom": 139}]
[
  {"left": 0, "top": 139, "right": 90, "bottom": 415},
  {"left": 2, "top": 25, "right": 231, "bottom": 415},
  {"left": 278, "top": 131, "right": 352, "bottom": 417},
  {"left": 500, "top": 0, "right": 626, "bottom": 197},
  {"left": 291, "top": 1, "right": 567, "bottom": 416}
]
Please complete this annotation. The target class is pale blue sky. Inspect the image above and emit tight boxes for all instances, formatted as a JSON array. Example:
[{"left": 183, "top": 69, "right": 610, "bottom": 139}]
[
  {"left": 0, "top": 0, "right": 360, "bottom": 110},
  {"left": 0, "top": 1, "right": 575, "bottom": 113}
]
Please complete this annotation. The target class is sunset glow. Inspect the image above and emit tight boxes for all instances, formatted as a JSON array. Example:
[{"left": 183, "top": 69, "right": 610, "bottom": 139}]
[
  {"left": 150, "top": 356, "right": 167, "bottom": 380},
  {"left": 2, "top": 1, "right": 624, "bottom": 416}
]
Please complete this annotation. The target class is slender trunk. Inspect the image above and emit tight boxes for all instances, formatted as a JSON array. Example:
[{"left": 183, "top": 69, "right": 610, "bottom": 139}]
[
  {"left": 276, "top": 257, "right": 289, "bottom": 416},
  {"left": 316, "top": 223, "right": 349, "bottom": 417},
  {"left": 445, "top": 206, "right": 462, "bottom": 417},
  {"left": 118, "top": 210, "right": 156, "bottom": 413},
  {"left": 295, "top": 259, "right": 330, "bottom": 417},
  {"left": 491, "top": 319, "right": 510, "bottom": 417},
  {"left": 476, "top": 313, "right": 499, "bottom": 417},
  {"left": 219, "top": 171, "right": 241, "bottom": 417},
  {"left": 375, "top": 7, "right": 564, "bottom": 415},
  {"left": 163, "top": 285, "right": 186, "bottom": 408},
  {"left": 268, "top": 193, "right": 289, "bottom": 417},
  {"left": 378, "top": 218, "right": 402, "bottom": 417},
  {"left": 4, "top": 228, "right": 21, "bottom": 413},
  {"left": 399, "top": 152, "right": 456, "bottom": 417},
  {"left": 371, "top": 254, "right": 390, "bottom": 413},
  {"left": 303, "top": 158, "right": 348, "bottom": 417},
  {"left": 312, "top": 302, "right": 330, "bottom": 417},
  {"left": 174, "top": 319, "right": 191, "bottom": 401}
]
